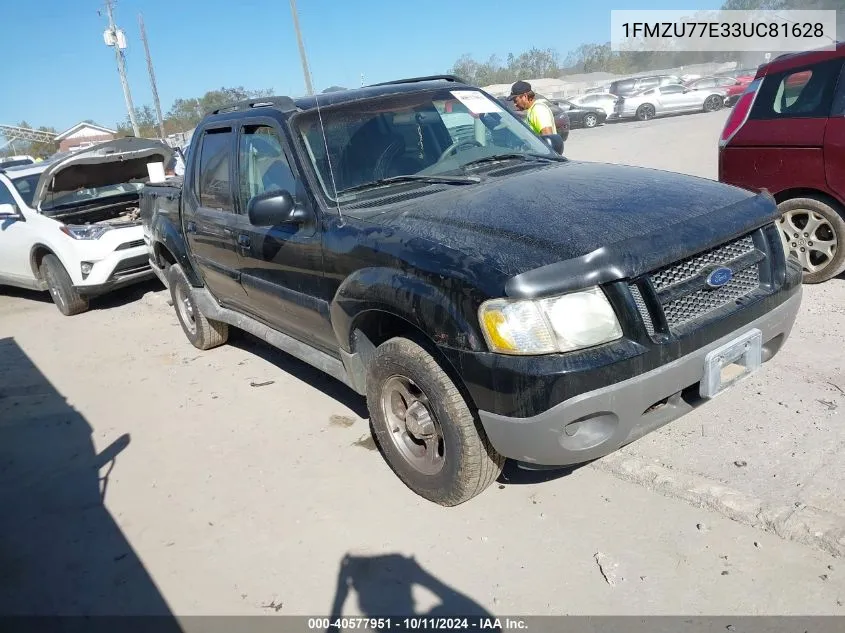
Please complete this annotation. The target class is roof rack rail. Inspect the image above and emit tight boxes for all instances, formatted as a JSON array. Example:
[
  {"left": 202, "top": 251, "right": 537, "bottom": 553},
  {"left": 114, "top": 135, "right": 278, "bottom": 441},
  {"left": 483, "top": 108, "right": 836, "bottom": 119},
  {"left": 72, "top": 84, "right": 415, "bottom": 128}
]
[
  {"left": 210, "top": 96, "right": 297, "bottom": 115},
  {"left": 368, "top": 75, "right": 468, "bottom": 87}
]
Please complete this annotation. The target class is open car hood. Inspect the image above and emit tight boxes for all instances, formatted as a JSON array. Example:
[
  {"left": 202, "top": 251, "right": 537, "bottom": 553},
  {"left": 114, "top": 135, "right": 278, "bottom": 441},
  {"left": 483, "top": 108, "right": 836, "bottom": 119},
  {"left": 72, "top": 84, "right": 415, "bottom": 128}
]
[{"left": 33, "top": 137, "right": 174, "bottom": 210}]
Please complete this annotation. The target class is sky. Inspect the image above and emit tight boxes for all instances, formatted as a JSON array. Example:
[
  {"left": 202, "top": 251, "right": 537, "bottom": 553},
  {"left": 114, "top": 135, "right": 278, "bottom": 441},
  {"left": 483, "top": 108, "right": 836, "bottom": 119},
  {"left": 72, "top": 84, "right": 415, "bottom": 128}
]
[{"left": 1, "top": 0, "right": 722, "bottom": 132}]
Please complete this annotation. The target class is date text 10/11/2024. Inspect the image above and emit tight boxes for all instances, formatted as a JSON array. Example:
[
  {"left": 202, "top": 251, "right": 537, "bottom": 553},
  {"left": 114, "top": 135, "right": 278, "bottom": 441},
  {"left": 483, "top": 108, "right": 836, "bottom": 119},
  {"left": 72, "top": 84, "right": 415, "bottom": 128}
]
[{"left": 307, "top": 617, "right": 529, "bottom": 630}]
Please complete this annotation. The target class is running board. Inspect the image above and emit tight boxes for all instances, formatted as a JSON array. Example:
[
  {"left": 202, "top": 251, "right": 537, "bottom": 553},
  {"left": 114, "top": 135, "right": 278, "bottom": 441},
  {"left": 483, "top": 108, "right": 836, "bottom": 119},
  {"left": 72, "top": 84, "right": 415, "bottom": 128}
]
[{"left": 191, "top": 286, "right": 358, "bottom": 392}]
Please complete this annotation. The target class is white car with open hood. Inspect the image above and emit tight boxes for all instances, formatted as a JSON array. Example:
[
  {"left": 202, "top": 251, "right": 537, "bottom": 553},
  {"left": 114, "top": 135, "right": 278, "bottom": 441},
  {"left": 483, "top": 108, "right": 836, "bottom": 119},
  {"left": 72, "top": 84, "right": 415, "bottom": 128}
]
[{"left": 0, "top": 138, "right": 174, "bottom": 315}]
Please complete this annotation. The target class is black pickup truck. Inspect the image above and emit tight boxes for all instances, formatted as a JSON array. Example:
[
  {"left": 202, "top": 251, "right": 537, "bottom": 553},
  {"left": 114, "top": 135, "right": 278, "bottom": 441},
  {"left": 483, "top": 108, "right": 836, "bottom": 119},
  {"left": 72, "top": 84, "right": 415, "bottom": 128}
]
[{"left": 141, "top": 75, "right": 802, "bottom": 506}]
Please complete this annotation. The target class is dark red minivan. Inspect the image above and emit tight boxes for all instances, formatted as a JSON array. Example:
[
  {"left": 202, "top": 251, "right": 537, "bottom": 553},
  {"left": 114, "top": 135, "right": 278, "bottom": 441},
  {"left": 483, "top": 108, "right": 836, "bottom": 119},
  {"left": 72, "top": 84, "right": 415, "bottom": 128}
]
[{"left": 719, "top": 43, "right": 845, "bottom": 283}]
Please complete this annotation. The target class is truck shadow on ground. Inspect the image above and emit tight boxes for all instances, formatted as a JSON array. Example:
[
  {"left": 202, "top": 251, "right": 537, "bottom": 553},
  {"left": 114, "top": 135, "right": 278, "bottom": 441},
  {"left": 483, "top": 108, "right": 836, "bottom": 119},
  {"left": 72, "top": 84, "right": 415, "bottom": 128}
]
[
  {"left": 91, "top": 278, "right": 165, "bottom": 311},
  {"left": 497, "top": 460, "right": 585, "bottom": 485},
  {"left": 0, "top": 337, "right": 181, "bottom": 624},
  {"left": 0, "top": 278, "right": 164, "bottom": 312},
  {"left": 227, "top": 329, "right": 591, "bottom": 485},
  {"left": 325, "top": 553, "right": 498, "bottom": 632},
  {"left": 227, "top": 329, "right": 370, "bottom": 419}
]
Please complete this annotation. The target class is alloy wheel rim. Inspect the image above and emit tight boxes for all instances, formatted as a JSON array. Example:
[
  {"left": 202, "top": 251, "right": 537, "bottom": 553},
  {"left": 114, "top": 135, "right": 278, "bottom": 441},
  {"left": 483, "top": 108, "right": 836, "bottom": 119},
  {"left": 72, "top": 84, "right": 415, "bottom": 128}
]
[
  {"left": 175, "top": 284, "right": 197, "bottom": 334},
  {"left": 778, "top": 209, "right": 838, "bottom": 273},
  {"left": 380, "top": 375, "right": 445, "bottom": 476}
]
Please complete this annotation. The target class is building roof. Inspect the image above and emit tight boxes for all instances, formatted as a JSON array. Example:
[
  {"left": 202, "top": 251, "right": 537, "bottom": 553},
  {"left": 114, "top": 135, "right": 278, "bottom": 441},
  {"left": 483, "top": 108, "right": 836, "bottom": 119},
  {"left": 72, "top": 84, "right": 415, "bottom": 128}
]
[{"left": 55, "top": 121, "right": 118, "bottom": 141}]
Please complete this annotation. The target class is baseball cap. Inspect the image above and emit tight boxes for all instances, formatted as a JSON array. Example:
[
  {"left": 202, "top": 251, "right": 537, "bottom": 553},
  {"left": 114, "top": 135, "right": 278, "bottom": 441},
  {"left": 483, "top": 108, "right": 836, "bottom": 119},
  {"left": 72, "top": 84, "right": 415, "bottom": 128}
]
[{"left": 508, "top": 80, "right": 532, "bottom": 100}]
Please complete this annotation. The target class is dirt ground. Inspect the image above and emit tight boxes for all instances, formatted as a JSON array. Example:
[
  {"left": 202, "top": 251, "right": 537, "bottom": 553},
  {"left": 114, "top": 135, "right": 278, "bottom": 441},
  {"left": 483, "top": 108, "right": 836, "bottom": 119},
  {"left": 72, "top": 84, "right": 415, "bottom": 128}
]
[{"left": 1, "top": 109, "right": 844, "bottom": 618}]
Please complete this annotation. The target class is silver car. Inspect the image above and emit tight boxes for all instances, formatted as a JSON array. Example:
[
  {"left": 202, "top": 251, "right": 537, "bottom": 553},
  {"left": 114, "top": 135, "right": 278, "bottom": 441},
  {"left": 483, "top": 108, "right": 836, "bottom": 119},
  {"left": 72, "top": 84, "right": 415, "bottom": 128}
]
[
  {"left": 613, "top": 84, "right": 726, "bottom": 121},
  {"left": 568, "top": 92, "right": 618, "bottom": 118}
]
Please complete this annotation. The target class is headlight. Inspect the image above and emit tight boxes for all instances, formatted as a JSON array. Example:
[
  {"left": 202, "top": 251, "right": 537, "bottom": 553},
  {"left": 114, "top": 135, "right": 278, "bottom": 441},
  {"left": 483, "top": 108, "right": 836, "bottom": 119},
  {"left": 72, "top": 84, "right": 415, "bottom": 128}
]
[
  {"left": 60, "top": 224, "right": 113, "bottom": 240},
  {"left": 479, "top": 287, "right": 623, "bottom": 355}
]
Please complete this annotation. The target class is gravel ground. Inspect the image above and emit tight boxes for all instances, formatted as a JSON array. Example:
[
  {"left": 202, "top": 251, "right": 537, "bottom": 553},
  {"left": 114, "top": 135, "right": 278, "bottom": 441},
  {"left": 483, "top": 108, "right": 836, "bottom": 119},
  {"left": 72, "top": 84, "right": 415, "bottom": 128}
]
[{"left": 1, "top": 108, "right": 844, "bottom": 618}]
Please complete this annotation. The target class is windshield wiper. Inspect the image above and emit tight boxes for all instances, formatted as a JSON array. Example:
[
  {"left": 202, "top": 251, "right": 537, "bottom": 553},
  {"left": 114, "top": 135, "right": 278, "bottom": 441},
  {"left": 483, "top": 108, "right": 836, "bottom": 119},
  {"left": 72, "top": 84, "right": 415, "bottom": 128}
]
[
  {"left": 462, "top": 153, "right": 565, "bottom": 169},
  {"left": 337, "top": 174, "right": 480, "bottom": 196}
]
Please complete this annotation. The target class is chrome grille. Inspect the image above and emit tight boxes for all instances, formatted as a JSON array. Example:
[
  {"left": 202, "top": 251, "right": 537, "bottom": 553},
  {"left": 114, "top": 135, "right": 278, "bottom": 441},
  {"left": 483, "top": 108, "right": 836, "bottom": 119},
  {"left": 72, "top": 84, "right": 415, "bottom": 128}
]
[
  {"left": 650, "top": 235, "right": 755, "bottom": 292},
  {"left": 629, "top": 284, "right": 655, "bottom": 336},
  {"left": 116, "top": 239, "right": 145, "bottom": 251},
  {"left": 661, "top": 265, "right": 760, "bottom": 328},
  {"left": 630, "top": 232, "right": 764, "bottom": 334}
]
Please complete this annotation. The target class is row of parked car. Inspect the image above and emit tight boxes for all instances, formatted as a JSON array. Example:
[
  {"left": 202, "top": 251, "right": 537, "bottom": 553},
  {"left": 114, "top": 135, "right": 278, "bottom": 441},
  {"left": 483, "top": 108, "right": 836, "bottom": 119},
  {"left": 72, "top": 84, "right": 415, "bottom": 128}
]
[{"left": 492, "top": 68, "right": 758, "bottom": 141}]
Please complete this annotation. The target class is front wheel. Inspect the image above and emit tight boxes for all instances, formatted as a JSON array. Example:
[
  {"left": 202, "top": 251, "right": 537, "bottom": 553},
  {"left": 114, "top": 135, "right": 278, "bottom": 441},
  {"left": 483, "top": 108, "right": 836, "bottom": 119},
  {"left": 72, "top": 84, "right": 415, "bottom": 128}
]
[
  {"left": 583, "top": 113, "right": 598, "bottom": 128},
  {"left": 366, "top": 337, "right": 504, "bottom": 506},
  {"left": 777, "top": 197, "right": 845, "bottom": 284},
  {"left": 636, "top": 104, "right": 655, "bottom": 121},
  {"left": 40, "top": 254, "right": 89, "bottom": 316}
]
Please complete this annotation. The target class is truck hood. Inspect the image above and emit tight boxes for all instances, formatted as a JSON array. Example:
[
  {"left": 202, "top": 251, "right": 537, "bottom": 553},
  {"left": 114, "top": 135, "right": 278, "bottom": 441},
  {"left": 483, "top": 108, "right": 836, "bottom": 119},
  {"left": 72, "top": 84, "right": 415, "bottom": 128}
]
[
  {"left": 33, "top": 137, "right": 174, "bottom": 210},
  {"left": 358, "top": 161, "right": 779, "bottom": 296}
]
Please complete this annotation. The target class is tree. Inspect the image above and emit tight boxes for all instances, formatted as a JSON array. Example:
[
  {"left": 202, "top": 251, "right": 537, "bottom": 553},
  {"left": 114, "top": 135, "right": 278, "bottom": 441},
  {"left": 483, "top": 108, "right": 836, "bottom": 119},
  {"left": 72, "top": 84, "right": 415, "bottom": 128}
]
[
  {"left": 164, "top": 86, "right": 273, "bottom": 132},
  {"left": 507, "top": 47, "right": 561, "bottom": 79}
]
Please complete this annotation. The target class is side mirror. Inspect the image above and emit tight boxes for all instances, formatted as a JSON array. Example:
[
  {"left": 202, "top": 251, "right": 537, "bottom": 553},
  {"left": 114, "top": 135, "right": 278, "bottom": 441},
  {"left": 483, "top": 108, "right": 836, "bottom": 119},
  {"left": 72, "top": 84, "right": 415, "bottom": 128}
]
[
  {"left": 0, "top": 203, "right": 19, "bottom": 219},
  {"left": 541, "top": 134, "right": 564, "bottom": 155},
  {"left": 247, "top": 190, "right": 307, "bottom": 226}
]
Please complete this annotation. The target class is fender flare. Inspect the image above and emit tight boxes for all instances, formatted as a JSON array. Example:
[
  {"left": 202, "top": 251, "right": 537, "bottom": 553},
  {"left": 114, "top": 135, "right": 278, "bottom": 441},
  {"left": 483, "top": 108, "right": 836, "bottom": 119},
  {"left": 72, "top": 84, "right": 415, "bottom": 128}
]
[
  {"left": 330, "top": 267, "right": 487, "bottom": 354},
  {"left": 152, "top": 221, "right": 202, "bottom": 287}
]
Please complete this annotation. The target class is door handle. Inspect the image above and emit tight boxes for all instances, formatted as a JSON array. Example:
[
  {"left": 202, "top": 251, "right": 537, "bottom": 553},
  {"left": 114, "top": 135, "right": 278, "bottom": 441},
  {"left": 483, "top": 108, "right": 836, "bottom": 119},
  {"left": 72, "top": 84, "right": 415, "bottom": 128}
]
[
  {"left": 237, "top": 234, "right": 251, "bottom": 248},
  {"left": 186, "top": 221, "right": 197, "bottom": 234}
]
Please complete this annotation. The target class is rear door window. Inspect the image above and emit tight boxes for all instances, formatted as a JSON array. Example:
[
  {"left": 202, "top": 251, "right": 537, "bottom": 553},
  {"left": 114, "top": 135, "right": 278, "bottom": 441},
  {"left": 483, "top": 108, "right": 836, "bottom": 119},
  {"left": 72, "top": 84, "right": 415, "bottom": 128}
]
[
  {"left": 196, "top": 128, "right": 234, "bottom": 211},
  {"left": 750, "top": 59, "right": 844, "bottom": 120},
  {"left": 831, "top": 62, "right": 845, "bottom": 116}
]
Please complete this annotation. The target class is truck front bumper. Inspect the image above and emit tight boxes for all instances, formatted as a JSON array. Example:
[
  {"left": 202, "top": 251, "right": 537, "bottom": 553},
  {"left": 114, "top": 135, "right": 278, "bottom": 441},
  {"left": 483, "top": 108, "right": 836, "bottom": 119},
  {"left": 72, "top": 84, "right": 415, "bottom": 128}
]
[{"left": 475, "top": 287, "right": 801, "bottom": 466}]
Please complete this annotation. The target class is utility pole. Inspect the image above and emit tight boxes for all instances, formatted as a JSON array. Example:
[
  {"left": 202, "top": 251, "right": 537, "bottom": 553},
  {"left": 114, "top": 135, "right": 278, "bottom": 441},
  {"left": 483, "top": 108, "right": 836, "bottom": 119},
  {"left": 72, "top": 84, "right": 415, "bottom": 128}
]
[
  {"left": 103, "top": 0, "right": 139, "bottom": 137},
  {"left": 139, "top": 13, "right": 165, "bottom": 139},
  {"left": 288, "top": 0, "right": 314, "bottom": 95}
]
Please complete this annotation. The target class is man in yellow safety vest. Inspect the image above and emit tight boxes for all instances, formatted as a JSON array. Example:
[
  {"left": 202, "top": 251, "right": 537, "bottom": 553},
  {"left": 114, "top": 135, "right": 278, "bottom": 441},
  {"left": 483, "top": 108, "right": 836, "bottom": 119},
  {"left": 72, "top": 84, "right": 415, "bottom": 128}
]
[{"left": 508, "top": 80, "right": 556, "bottom": 136}]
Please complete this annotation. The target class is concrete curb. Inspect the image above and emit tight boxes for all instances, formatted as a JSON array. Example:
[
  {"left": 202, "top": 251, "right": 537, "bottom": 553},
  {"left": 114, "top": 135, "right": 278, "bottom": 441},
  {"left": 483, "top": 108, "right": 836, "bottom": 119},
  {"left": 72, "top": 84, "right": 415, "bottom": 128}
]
[{"left": 590, "top": 452, "right": 845, "bottom": 557}]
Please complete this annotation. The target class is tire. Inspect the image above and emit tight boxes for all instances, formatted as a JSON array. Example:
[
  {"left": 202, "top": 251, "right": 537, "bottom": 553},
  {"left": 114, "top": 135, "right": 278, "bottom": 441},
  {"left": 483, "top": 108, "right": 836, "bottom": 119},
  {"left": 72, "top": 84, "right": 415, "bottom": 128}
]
[
  {"left": 703, "top": 94, "right": 724, "bottom": 112},
  {"left": 636, "top": 104, "right": 655, "bottom": 121},
  {"left": 167, "top": 264, "right": 228, "bottom": 349},
  {"left": 583, "top": 113, "right": 598, "bottom": 128},
  {"left": 366, "top": 337, "right": 504, "bottom": 506},
  {"left": 40, "top": 254, "right": 89, "bottom": 316},
  {"left": 776, "top": 197, "right": 845, "bottom": 284}
]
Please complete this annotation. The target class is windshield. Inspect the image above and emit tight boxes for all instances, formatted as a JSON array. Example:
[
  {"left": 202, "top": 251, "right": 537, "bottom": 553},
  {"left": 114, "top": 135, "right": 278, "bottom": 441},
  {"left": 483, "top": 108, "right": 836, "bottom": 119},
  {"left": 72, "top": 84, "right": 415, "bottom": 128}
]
[
  {"left": 293, "top": 87, "right": 556, "bottom": 199},
  {"left": 10, "top": 173, "right": 41, "bottom": 207}
]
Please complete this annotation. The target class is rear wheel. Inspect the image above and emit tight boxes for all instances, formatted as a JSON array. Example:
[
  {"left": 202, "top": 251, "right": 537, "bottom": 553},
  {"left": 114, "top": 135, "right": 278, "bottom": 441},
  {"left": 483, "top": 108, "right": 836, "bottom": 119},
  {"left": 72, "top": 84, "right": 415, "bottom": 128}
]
[
  {"left": 167, "top": 265, "right": 228, "bottom": 349},
  {"left": 40, "top": 254, "right": 89, "bottom": 316},
  {"left": 777, "top": 197, "right": 845, "bottom": 283},
  {"left": 366, "top": 337, "right": 504, "bottom": 506},
  {"left": 636, "top": 104, "right": 655, "bottom": 121},
  {"left": 704, "top": 94, "right": 724, "bottom": 112},
  {"left": 583, "top": 113, "right": 598, "bottom": 128}
]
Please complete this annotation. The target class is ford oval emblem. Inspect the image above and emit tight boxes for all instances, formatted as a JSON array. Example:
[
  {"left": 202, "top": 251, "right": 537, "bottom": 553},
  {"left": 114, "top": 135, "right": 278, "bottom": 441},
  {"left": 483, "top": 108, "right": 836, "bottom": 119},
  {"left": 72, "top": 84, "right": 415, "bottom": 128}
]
[{"left": 706, "top": 266, "right": 733, "bottom": 288}]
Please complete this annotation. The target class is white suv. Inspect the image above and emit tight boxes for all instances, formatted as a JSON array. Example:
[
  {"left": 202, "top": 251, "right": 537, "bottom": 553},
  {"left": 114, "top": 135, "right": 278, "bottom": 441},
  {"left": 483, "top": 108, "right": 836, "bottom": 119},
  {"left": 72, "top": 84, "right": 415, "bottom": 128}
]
[{"left": 0, "top": 138, "right": 173, "bottom": 315}]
